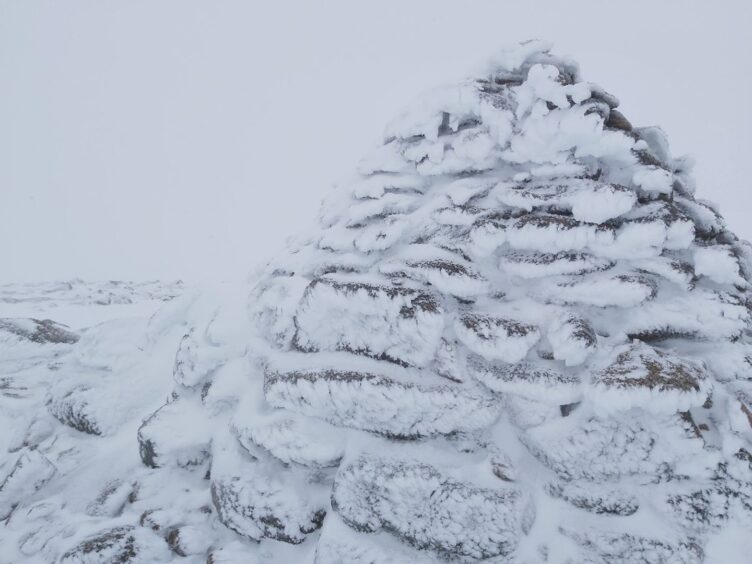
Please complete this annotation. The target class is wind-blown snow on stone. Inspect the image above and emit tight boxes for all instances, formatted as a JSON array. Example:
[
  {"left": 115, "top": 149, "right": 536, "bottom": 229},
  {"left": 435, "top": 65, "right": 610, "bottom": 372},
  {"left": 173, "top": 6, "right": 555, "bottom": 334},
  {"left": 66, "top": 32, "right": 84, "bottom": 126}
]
[{"left": 2, "top": 42, "right": 752, "bottom": 562}]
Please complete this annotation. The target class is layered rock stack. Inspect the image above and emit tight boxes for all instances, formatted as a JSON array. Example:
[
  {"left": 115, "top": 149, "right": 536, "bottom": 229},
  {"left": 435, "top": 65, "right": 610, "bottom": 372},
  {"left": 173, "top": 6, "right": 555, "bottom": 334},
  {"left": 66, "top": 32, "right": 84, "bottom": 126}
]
[
  {"left": 7, "top": 42, "right": 752, "bottom": 562},
  {"left": 135, "top": 41, "right": 752, "bottom": 562}
]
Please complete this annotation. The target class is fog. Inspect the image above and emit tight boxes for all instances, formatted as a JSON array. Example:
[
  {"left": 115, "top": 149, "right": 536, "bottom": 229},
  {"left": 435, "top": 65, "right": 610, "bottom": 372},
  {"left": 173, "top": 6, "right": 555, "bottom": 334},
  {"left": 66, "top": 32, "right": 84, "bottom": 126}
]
[{"left": 2, "top": 0, "right": 750, "bottom": 283}]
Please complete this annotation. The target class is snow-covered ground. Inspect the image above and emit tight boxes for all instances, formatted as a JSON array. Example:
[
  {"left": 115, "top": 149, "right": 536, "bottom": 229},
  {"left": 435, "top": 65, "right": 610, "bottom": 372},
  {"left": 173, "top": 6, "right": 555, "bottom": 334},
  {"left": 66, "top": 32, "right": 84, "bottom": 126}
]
[{"left": 0, "top": 280, "right": 183, "bottom": 329}]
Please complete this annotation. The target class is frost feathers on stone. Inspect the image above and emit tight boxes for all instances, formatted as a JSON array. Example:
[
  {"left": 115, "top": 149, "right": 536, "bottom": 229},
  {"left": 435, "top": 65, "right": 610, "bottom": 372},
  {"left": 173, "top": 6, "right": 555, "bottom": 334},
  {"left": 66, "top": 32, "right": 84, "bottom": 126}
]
[{"left": 238, "top": 40, "right": 752, "bottom": 561}]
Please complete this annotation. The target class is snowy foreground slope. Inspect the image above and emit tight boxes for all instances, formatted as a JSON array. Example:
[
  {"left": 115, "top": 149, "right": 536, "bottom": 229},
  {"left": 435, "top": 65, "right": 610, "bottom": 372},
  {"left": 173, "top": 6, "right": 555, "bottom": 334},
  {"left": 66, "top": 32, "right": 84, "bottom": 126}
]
[
  {"left": 3, "top": 42, "right": 752, "bottom": 563},
  {"left": 0, "top": 280, "right": 184, "bottom": 331}
]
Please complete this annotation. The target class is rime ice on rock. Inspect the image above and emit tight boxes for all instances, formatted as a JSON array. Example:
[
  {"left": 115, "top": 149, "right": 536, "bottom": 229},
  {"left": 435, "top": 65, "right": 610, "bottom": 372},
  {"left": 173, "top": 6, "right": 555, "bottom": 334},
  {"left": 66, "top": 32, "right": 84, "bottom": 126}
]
[
  {"left": 4, "top": 41, "right": 752, "bottom": 562},
  {"left": 0, "top": 318, "right": 79, "bottom": 345},
  {"left": 331, "top": 454, "right": 533, "bottom": 560}
]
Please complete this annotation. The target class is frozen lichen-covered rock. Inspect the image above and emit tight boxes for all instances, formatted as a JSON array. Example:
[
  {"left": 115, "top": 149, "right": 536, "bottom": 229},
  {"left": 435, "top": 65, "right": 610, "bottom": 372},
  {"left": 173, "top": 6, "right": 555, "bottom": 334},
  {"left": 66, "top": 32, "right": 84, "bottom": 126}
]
[
  {"left": 546, "top": 480, "right": 639, "bottom": 515},
  {"left": 137, "top": 397, "right": 212, "bottom": 469},
  {"left": 547, "top": 312, "right": 596, "bottom": 366},
  {"left": 539, "top": 272, "right": 658, "bottom": 307},
  {"left": 588, "top": 342, "right": 710, "bottom": 414},
  {"left": 379, "top": 246, "right": 490, "bottom": 299},
  {"left": 0, "top": 317, "right": 79, "bottom": 369},
  {"left": 663, "top": 458, "right": 752, "bottom": 533},
  {"left": 59, "top": 526, "right": 171, "bottom": 564},
  {"left": 292, "top": 277, "right": 444, "bottom": 367},
  {"left": 4, "top": 42, "right": 752, "bottom": 561},
  {"left": 85, "top": 479, "right": 137, "bottom": 518},
  {"left": 560, "top": 528, "right": 705, "bottom": 564},
  {"left": 522, "top": 409, "right": 705, "bottom": 482},
  {"left": 332, "top": 454, "right": 533, "bottom": 560},
  {"left": 233, "top": 411, "right": 346, "bottom": 468},
  {"left": 47, "top": 384, "right": 105, "bottom": 435},
  {"left": 492, "top": 178, "right": 637, "bottom": 224},
  {"left": 211, "top": 475, "right": 326, "bottom": 544},
  {"left": 166, "top": 525, "right": 213, "bottom": 557},
  {"left": 210, "top": 441, "right": 328, "bottom": 544},
  {"left": 468, "top": 355, "right": 582, "bottom": 404},
  {"left": 498, "top": 249, "right": 613, "bottom": 279},
  {"left": 454, "top": 312, "right": 540, "bottom": 363},
  {"left": 264, "top": 359, "right": 500, "bottom": 438},
  {"left": 0, "top": 318, "right": 79, "bottom": 345}
]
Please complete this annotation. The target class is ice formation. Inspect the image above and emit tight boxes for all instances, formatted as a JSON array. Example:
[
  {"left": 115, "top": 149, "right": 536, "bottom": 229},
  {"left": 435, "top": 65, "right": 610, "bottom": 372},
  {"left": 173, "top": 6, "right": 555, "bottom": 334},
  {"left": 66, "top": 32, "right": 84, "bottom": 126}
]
[{"left": 2, "top": 42, "right": 752, "bottom": 563}]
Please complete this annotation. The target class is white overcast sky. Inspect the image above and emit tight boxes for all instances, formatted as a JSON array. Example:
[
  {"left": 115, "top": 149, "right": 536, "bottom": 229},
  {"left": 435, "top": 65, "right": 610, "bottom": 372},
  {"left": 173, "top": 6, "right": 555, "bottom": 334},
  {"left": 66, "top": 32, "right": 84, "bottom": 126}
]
[{"left": 1, "top": 0, "right": 750, "bottom": 283}]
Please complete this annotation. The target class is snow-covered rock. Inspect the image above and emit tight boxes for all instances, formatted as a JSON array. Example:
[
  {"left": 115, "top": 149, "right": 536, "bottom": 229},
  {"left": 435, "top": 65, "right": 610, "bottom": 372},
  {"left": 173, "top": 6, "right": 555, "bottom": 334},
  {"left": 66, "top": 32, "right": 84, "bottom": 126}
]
[
  {"left": 331, "top": 454, "right": 533, "bottom": 560},
  {"left": 0, "top": 318, "right": 79, "bottom": 345},
  {"left": 292, "top": 277, "right": 444, "bottom": 367},
  {"left": 588, "top": 342, "right": 710, "bottom": 414},
  {"left": 210, "top": 439, "right": 328, "bottom": 544},
  {"left": 137, "top": 397, "right": 212, "bottom": 469},
  {"left": 455, "top": 312, "right": 540, "bottom": 363},
  {"left": 264, "top": 359, "right": 500, "bottom": 438},
  {"left": 545, "top": 479, "right": 640, "bottom": 516},
  {"left": 547, "top": 311, "right": 597, "bottom": 366},
  {"left": 59, "top": 525, "right": 171, "bottom": 563},
  {"left": 560, "top": 527, "right": 704, "bottom": 564},
  {"left": 468, "top": 355, "right": 582, "bottom": 404}
]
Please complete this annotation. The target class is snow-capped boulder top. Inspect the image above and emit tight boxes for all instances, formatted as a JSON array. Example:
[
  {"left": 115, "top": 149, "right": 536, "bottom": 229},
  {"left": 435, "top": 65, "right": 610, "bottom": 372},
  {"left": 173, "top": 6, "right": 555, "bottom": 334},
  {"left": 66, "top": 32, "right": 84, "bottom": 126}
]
[{"left": 0, "top": 318, "right": 79, "bottom": 365}]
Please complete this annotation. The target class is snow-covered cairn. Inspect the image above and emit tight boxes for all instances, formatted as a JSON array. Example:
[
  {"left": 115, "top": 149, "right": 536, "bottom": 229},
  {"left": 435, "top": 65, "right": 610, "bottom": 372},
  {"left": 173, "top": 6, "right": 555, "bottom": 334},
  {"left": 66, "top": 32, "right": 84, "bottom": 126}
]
[{"left": 135, "top": 42, "right": 752, "bottom": 562}]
